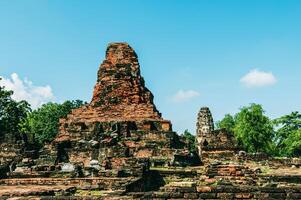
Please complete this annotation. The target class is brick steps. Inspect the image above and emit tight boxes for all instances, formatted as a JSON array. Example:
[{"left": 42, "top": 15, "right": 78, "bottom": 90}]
[
  {"left": 0, "top": 177, "right": 137, "bottom": 191},
  {"left": 0, "top": 185, "right": 76, "bottom": 198}
]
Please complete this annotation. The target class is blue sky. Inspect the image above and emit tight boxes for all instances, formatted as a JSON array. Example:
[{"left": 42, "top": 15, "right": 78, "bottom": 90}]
[{"left": 1, "top": 0, "right": 301, "bottom": 133}]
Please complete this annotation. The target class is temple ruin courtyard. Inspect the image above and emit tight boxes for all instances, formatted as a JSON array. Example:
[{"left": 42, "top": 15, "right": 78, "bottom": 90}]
[{"left": 1, "top": 43, "right": 301, "bottom": 199}]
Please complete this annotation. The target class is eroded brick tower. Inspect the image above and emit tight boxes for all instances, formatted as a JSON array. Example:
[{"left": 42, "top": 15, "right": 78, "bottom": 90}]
[
  {"left": 196, "top": 107, "right": 214, "bottom": 159},
  {"left": 46, "top": 43, "right": 191, "bottom": 177}
]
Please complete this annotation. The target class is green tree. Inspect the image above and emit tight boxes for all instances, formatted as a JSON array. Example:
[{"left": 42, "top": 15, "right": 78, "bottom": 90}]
[
  {"left": 233, "top": 104, "right": 274, "bottom": 153},
  {"left": 283, "top": 129, "right": 301, "bottom": 157},
  {"left": 273, "top": 112, "right": 301, "bottom": 156},
  {"left": 182, "top": 129, "right": 196, "bottom": 152},
  {"left": 21, "top": 100, "right": 85, "bottom": 145},
  {"left": 216, "top": 114, "right": 235, "bottom": 133},
  {"left": 0, "top": 80, "right": 31, "bottom": 142}
]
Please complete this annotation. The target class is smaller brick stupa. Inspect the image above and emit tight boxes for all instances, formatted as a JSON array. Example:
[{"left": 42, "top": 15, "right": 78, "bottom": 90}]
[{"left": 196, "top": 107, "right": 238, "bottom": 162}]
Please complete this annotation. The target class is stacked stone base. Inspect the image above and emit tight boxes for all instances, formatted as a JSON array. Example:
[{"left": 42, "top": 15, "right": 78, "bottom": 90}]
[
  {"left": 148, "top": 185, "right": 301, "bottom": 200},
  {"left": 2, "top": 162, "right": 301, "bottom": 199},
  {"left": 51, "top": 120, "right": 194, "bottom": 176}
]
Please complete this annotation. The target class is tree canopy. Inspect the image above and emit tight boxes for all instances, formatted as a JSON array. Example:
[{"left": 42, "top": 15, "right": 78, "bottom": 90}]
[
  {"left": 216, "top": 114, "right": 235, "bottom": 133},
  {"left": 218, "top": 104, "right": 301, "bottom": 157},
  {"left": 233, "top": 104, "right": 274, "bottom": 153},
  {"left": 273, "top": 112, "right": 301, "bottom": 156},
  {"left": 20, "top": 100, "right": 85, "bottom": 145},
  {"left": 0, "top": 79, "right": 84, "bottom": 146},
  {"left": 182, "top": 129, "right": 196, "bottom": 153},
  {"left": 0, "top": 80, "right": 31, "bottom": 142}
]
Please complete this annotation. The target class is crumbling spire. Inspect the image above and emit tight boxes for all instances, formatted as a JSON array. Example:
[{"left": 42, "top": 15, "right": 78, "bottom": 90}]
[{"left": 196, "top": 107, "right": 214, "bottom": 159}]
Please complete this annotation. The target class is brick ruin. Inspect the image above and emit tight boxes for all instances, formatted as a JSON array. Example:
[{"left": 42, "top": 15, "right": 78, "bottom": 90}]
[
  {"left": 196, "top": 107, "right": 215, "bottom": 159},
  {"left": 196, "top": 107, "right": 239, "bottom": 162},
  {"left": 50, "top": 43, "right": 196, "bottom": 175},
  {"left": 1, "top": 43, "right": 301, "bottom": 199}
]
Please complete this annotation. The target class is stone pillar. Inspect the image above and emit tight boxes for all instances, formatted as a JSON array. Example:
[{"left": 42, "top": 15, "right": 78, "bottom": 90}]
[{"left": 196, "top": 107, "right": 214, "bottom": 160}]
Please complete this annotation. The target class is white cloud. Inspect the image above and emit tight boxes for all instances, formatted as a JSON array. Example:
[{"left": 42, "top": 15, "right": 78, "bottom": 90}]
[
  {"left": 0, "top": 73, "right": 55, "bottom": 109},
  {"left": 240, "top": 69, "right": 277, "bottom": 88},
  {"left": 172, "top": 89, "right": 200, "bottom": 103}
]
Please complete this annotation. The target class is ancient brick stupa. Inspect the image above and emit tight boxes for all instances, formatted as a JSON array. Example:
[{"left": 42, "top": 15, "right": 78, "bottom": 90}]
[
  {"left": 91, "top": 42, "right": 164, "bottom": 121},
  {"left": 59, "top": 42, "right": 171, "bottom": 128},
  {"left": 49, "top": 42, "right": 188, "bottom": 177},
  {"left": 56, "top": 43, "right": 172, "bottom": 144}
]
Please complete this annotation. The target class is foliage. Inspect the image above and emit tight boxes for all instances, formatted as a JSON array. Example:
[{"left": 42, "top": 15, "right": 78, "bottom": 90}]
[
  {"left": 283, "top": 129, "right": 301, "bottom": 156},
  {"left": 216, "top": 114, "right": 235, "bottom": 133},
  {"left": 21, "top": 100, "right": 85, "bottom": 145},
  {"left": 0, "top": 80, "right": 31, "bottom": 142},
  {"left": 182, "top": 129, "right": 196, "bottom": 152},
  {"left": 273, "top": 112, "right": 301, "bottom": 156},
  {"left": 212, "top": 105, "right": 301, "bottom": 157},
  {"left": 218, "top": 104, "right": 274, "bottom": 155},
  {"left": 233, "top": 104, "right": 274, "bottom": 153}
]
